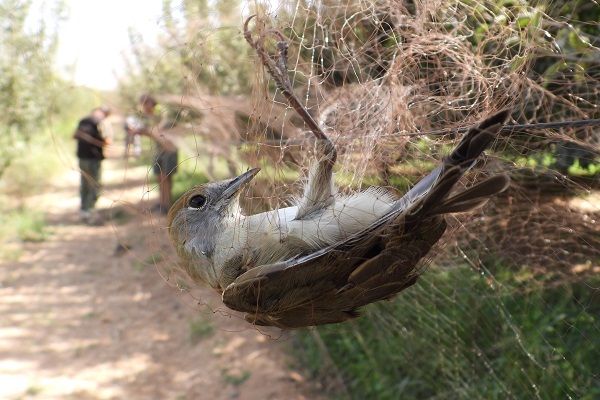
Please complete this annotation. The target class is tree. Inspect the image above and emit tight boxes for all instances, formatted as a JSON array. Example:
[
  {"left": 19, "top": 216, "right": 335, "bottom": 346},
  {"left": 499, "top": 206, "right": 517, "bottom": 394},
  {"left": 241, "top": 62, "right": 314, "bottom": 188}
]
[
  {"left": 118, "top": 0, "right": 255, "bottom": 108},
  {"left": 0, "top": 0, "right": 66, "bottom": 177}
]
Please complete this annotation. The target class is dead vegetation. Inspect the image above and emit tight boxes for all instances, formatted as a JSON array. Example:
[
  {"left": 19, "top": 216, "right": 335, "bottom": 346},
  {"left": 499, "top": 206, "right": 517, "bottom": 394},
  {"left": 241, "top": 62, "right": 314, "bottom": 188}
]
[{"left": 154, "top": 1, "right": 600, "bottom": 280}]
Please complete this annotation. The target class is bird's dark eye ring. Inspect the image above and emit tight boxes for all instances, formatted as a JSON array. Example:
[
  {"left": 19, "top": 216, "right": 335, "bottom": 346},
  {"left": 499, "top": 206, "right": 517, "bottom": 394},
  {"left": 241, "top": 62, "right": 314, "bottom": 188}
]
[{"left": 188, "top": 194, "right": 207, "bottom": 209}]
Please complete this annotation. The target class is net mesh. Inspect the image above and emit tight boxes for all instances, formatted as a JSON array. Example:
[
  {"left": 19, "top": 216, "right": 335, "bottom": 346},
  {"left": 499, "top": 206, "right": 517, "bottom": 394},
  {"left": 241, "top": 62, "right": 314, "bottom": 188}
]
[{"left": 130, "top": 0, "right": 600, "bottom": 398}]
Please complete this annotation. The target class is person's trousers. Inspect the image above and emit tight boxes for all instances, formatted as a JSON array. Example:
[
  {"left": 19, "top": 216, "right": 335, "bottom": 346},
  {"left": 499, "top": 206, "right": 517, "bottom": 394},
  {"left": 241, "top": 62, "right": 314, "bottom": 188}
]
[{"left": 79, "top": 158, "right": 102, "bottom": 211}]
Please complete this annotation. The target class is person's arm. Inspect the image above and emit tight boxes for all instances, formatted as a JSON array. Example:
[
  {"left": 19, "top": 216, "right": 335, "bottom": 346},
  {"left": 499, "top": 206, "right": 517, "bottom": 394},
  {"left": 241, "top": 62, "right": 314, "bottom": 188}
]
[
  {"left": 133, "top": 124, "right": 178, "bottom": 152},
  {"left": 100, "top": 119, "right": 114, "bottom": 145},
  {"left": 73, "top": 129, "right": 107, "bottom": 147}
]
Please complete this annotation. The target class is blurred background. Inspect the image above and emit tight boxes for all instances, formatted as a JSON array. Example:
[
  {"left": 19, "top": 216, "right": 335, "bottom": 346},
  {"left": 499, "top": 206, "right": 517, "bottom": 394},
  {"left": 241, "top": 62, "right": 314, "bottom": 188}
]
[{"left": 1, "top": 0, "right": 599, "bottom": 399}]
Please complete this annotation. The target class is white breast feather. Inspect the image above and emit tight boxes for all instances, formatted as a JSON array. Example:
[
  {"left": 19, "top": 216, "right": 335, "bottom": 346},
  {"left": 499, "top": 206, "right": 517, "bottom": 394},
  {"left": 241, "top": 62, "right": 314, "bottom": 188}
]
[
  {"left": 216, "top": 187, "right": 396, "bottom": 269},
  {"left": 288, "top": 186, "right": 395, "bottom": 247},
  {"left": 243, "top": 187, "right": 395, "bottom": 248}
]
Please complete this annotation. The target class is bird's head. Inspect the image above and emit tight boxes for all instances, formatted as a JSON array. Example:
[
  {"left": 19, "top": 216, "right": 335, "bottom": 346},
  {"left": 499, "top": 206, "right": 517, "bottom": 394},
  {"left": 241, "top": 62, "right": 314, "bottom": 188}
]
[{"left": 167, "top": 168, "right": 260, "bottom": 286}]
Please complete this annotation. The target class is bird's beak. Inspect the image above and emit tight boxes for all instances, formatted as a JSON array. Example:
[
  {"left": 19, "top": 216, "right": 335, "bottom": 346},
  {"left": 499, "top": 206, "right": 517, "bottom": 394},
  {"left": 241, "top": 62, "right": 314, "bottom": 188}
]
[{"left": 221, "top": 168, "right": 261, "bottom": 199}]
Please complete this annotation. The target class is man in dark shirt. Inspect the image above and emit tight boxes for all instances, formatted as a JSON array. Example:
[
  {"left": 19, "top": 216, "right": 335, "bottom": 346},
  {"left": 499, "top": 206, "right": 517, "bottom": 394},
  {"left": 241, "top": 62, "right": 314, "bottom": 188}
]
[{"left": 74, "top": 106, "right": 110, "bottom": 223}]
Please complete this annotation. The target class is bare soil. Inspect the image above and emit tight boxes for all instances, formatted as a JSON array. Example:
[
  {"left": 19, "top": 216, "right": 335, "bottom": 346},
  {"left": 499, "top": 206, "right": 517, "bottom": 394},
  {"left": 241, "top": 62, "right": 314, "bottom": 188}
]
[{"left": 0, "top": 145, "right": 322, "bottom": 400}]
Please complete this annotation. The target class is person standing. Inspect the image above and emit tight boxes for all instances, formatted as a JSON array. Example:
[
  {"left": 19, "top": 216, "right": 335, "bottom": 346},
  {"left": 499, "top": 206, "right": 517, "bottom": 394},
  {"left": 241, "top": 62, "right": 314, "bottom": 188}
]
[
  {"left": 74, "top": 106, "right": 110, "bottom": 223},
  {"left": 132, "top": 94, "right": 178, "bottom": 215}
]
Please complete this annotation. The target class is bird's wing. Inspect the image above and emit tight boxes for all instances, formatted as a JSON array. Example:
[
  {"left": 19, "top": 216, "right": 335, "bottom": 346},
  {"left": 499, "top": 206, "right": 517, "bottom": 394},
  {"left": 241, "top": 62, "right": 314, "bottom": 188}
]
[
  {"left": 222, "top": 109, "right": 511, "bottom": 328},
  {"left": 221, "top": 210, "right": 446, "bottom": 328},
  {"left": 222, "top": 221, "right": 385, "bottom": 327}
]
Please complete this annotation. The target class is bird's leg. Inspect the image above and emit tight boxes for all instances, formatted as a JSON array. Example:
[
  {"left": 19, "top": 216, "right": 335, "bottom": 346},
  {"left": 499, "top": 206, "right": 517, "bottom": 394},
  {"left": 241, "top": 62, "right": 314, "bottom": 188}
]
[
  {"left": 295, "top": 137, "right": 337, "bottom": 218},
  {"left": 244, "top": 16, "right": 337, "bottom": 218}
]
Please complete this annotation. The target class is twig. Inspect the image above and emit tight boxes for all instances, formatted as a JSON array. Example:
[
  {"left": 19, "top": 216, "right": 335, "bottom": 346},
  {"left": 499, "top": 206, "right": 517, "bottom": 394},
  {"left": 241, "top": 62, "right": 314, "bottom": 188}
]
[{"left": 244, "top": 15, "right": 330, "bottom": 143}]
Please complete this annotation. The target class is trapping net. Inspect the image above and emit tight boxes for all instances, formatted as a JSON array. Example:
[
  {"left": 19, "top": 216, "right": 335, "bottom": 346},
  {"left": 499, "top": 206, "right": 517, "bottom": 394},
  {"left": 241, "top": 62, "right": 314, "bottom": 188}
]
[{"left": 124, "top": 1, "right": 600, "bottom": 398}]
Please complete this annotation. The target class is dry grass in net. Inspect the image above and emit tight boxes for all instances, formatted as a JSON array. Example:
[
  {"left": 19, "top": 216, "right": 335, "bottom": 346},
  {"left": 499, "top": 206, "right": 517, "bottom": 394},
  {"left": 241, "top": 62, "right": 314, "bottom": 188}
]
[
  {"left": 274, "top": 1, "right": 599, "bottom": 278},
  {"left": 153, "top": 1, "right": 600, "bottom": 321},
  {"left": 133, "top": 2, "right": 600, "bottom": 396}
]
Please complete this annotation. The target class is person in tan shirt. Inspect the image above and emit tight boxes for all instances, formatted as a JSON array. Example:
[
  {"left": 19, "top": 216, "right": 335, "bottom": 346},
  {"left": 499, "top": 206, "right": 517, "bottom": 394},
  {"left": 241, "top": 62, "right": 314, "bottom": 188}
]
[{"left": 130, "top": 94, "right": 178, "bottom": 215}]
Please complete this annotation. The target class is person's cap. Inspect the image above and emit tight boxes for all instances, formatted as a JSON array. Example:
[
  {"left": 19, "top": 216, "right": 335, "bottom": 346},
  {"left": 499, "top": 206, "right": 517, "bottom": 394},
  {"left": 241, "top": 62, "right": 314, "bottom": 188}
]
[{"left": 100, "top": 104, "right": 111, "bottom": 115}]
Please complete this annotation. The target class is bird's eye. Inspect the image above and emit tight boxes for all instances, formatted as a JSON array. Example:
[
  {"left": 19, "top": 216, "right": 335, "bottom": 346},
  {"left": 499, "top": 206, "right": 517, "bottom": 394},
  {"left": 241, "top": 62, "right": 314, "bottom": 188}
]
[{"left": 188, "top": 194, "right": 207, "bottom": 209}]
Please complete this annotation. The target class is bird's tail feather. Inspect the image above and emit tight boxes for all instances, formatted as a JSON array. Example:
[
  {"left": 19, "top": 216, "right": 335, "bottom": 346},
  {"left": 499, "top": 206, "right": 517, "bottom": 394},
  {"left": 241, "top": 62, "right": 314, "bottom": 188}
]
[
  {"left": 431, "top": 174, "right": 510, "bottom": 215},
  {"left": 397, "top": 109, "right": 510, "bottom": 219},
  {"left": 344, "top": 110, "right": 511, "bottom": 303},
  {"left": 446, "top": 108, "right": 511, "bottom": 167}
]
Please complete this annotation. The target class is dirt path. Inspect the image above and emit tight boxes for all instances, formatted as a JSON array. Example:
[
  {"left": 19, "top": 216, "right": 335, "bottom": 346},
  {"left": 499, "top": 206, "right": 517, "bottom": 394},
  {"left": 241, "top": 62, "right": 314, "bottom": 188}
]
[{"left": 0, "top": 148, "right": 321, "bottom": 400}]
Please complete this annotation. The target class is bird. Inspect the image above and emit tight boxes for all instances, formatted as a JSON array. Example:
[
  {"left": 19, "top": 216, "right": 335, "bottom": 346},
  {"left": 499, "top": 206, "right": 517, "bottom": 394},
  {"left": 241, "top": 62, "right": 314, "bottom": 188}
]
[
  {"left": 166, "top": 20, "right": 511, "bottom": 328},
  {"left": 167, "top": 108, "right": 510, "bottom": 328}
]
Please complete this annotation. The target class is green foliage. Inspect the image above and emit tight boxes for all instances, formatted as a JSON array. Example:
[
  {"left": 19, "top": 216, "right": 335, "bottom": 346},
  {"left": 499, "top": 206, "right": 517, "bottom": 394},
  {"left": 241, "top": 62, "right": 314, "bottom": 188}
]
[
  {"left": 0, "top": 202, "right": 50, "bottom": 260},
  {"left": 0, "top": 0, "right": 66, "bottom": 177},
  {"left": 221, "top": 367, "right": 251, "bottom": 386},
  {"left": 188, "top": 317, "right": 215, "bottom": 342},
  {"left": 171, "top": 165, "right": 210, "bottom": 201},
  {"left": 49, "top": 86, "right": 111, "bottom": 138},
  {"left": 25, "top": 385, "right": 44, "bottom": 396},
  {"left": 133, "top": 253, "right": 164, "bottom": 271},
  {"left": 118, "top": 0, "right": 255, "bottom": 109},
  {"left": 118, "top": 36, "right": 184, "bottom": 107},
  {"left": 0, "top": 120, "right": 64, "bottom": 256},
  {"left": 1, "top": 131, "right": 65, "bottom": 200},
  {"left": 0, "top": 81, "right": 101, "bottom": 260},
  {"left": 14, "top": 209, "right": 49, "bottom": 242},
  {"left": 0, "top": 208, "right": 49, "bottom": 244},
  {"left": 294, "top": 266, "right": 600, "bottom": 399},
  {"left": 173, "top": 3, "right": 254, "bottom": 95}
]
